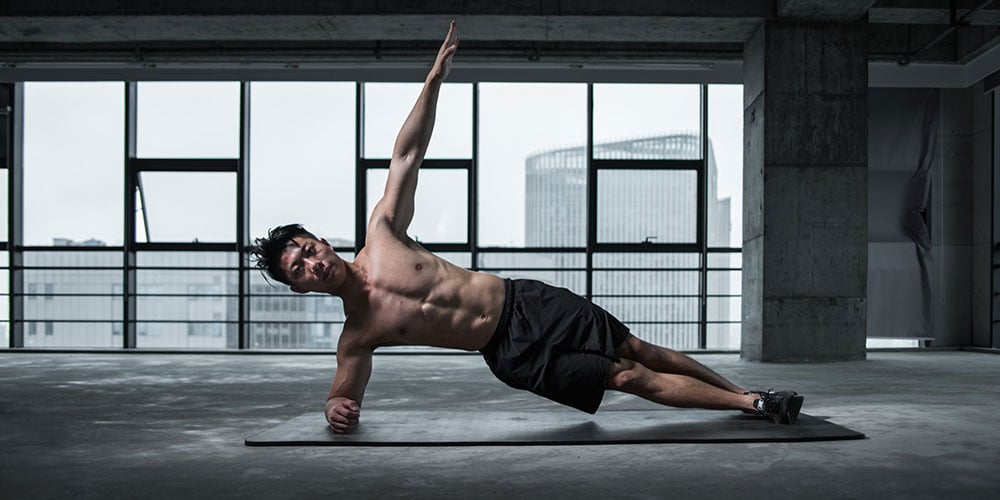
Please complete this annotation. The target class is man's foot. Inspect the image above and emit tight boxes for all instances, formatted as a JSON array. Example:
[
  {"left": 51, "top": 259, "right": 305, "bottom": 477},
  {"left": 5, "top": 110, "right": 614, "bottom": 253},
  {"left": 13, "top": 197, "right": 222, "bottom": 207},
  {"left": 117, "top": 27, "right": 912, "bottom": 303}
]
[{"left": 748, "top": 389, "right": 804, "bottom": 425}]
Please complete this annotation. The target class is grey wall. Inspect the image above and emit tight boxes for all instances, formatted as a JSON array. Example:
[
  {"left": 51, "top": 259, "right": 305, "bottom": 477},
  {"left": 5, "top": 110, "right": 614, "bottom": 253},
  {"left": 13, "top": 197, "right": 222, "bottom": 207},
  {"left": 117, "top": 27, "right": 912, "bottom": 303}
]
[
  {"left": 934, "top": 84, "right": 993, "bottom": 346},
  {"left": 971, "top": 84, "right": 993, "bottom": 348}
]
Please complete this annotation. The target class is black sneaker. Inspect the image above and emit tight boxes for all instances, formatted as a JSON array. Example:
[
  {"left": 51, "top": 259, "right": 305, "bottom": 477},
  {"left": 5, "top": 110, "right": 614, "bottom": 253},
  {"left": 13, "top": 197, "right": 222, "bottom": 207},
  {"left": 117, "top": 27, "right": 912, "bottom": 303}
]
[{"left": 751, "top": 390, "right": 804, "bottom": 425}]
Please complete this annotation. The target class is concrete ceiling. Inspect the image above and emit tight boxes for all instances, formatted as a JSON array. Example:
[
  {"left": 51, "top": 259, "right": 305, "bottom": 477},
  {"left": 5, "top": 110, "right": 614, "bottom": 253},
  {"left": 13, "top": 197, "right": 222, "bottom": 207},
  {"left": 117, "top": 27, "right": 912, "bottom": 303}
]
[{"left": 0, "top": 0, "right": 998, "bottom": 66}]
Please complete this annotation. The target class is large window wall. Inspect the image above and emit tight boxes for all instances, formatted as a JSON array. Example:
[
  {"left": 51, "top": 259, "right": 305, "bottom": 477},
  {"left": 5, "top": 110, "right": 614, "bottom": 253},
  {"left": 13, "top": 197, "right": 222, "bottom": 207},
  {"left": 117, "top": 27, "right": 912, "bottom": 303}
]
[{"left": 3, "top": 80, "right": 743, "bottom": 350}]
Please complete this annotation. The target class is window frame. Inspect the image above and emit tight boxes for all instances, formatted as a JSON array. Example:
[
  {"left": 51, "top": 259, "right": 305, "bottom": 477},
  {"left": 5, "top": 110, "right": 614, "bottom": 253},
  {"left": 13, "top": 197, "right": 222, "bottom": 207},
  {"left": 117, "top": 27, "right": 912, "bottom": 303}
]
[{"left": 4, "top": 79, "right": 743, "bottom": 350}]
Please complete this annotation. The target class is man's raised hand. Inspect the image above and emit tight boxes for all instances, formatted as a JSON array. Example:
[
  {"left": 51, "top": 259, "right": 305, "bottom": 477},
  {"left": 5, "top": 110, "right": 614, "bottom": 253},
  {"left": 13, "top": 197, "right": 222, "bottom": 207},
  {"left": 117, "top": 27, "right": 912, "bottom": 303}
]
[
  {"left": 325, "top": 397, "right": 361, "bottom": 434},
  {"left": 431, "top": 20, "right": 459, "bottom": 82}
]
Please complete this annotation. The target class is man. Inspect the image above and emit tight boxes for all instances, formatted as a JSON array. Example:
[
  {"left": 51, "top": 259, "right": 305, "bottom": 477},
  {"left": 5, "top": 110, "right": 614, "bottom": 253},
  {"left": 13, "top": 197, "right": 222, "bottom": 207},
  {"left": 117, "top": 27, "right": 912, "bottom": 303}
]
[{"left": 249, "top": 21, "right": 803, "bottom": 434}]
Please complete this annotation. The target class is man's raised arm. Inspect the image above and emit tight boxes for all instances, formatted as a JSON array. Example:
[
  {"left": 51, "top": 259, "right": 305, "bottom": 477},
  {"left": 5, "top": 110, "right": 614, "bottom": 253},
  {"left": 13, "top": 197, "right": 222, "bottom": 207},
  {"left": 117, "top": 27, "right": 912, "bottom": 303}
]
[{"left": 370, "top": 20, "right": 459, "bottom": 237}]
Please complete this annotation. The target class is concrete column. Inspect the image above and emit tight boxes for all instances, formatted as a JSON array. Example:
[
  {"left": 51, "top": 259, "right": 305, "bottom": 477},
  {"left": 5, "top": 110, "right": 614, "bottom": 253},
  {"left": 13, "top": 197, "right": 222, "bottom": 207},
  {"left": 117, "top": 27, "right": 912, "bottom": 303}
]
[{"left": 742, "top": 21, "right": 868, "bottom": 362}]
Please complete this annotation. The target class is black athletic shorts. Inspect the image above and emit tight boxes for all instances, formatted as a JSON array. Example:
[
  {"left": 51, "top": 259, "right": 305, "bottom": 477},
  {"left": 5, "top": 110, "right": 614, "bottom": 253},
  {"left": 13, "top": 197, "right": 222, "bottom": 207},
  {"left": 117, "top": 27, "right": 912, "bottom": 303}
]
[{"left": 480, "top": 279, "right": 631, "bottom": 414}]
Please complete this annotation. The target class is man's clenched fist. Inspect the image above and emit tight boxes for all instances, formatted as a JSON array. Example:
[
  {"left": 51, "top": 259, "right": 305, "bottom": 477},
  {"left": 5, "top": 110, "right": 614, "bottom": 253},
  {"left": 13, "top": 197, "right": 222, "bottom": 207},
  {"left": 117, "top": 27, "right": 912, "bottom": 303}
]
[{"left": 325, "top": 397, "right": 360, "bottom": 434}]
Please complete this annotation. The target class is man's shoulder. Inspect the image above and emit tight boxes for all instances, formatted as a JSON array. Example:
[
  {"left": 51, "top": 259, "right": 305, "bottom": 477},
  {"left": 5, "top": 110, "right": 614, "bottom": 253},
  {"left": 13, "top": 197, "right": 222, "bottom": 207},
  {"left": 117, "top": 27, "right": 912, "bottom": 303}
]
[
  {"left": 365, "top": 215, "right": 415, "bottom": 248},
  {"left": 337, "top": 317, "right": 375, "bottom": 353}
]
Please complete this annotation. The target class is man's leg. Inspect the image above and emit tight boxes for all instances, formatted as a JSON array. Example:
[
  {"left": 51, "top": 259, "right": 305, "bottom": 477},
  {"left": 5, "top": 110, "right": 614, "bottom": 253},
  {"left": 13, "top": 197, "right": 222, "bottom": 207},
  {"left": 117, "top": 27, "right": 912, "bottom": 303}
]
[
  {"left": 615, "top": 334, "right": 748, "bottom": 394},
  {"left": 606, "top": 358, "right": 757, "bottom": 411}
]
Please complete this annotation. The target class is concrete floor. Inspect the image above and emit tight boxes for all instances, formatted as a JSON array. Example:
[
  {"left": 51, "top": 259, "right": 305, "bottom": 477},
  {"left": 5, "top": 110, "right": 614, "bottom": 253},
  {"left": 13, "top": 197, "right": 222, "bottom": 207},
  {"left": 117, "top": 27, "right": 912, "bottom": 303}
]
[{"left": 1, "top": 350, "right": 997, "bottom": 499}]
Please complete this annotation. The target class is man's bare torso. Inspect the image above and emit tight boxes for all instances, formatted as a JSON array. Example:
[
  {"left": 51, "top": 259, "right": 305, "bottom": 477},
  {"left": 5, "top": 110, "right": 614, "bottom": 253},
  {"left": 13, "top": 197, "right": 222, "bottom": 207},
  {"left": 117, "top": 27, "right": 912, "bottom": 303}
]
[{"left": 342, "top": 231, "right": 506, "bottom": 352}]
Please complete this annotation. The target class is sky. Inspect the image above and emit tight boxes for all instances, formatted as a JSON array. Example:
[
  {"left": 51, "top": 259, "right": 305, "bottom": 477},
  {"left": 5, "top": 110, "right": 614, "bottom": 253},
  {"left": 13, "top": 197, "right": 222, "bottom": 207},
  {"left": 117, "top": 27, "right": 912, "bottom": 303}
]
[{"left": 17, "top": 80, "right": 744, "bottom": 248}]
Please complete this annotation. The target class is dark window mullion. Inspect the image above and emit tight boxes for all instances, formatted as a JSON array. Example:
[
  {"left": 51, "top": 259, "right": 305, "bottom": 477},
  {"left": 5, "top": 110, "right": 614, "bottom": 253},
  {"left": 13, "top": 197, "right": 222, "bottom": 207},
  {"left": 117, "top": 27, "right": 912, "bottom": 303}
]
[
  {"left": 699, "top": 83, "right": 709, "bottom": 349},
  {"left": 9, "top": 82, "right": 24, "bottom": 348},
  {"left": 470, "top": 82, "right": 479, "bottom": 271},
  {"left": 131, "top": 158, "right": 239, "bottom": 172},
  {"left": 361, "top": 158, "right": 471, "bottom": 169},
  {"left": 586, "top": 83, "right": 595, "bottom": 301},
  {"left": 591, "top": 159, "right": 702, "bottom": 170},
  {"left": 355, "top": 82, "right": 367, "bottom": 253},
  {"left": 237, "top": 81, "right": 251, "bottom": 350},
  {"left": 124, "top": 81, "right": 137, "bottom": 349}
]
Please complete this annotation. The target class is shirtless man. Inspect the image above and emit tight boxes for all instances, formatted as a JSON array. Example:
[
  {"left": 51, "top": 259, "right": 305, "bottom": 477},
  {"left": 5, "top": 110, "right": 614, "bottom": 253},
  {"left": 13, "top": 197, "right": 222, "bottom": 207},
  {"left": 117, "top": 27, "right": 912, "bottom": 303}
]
[{"left": 249, "top": 21, "right": 803, "bottom": 433}]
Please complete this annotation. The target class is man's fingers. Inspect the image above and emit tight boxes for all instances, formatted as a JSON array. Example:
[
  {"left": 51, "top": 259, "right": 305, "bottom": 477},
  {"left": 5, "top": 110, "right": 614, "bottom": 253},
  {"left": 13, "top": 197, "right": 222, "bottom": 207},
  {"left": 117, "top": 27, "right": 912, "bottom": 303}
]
[
  {"left": 333, "top": 404, "right": 360, "bottom": 420},
  {"left": 442, "top": 20, "right": 457, "bottom": 49},
  {"left": 330, "top": 421, "right": 354, "bottom": 433},
  {"left": 327, "top": 411, "right": 358, "bottom": 424},
  {"left": 327, "top": 412, "right": 358, "bottom": 433}
]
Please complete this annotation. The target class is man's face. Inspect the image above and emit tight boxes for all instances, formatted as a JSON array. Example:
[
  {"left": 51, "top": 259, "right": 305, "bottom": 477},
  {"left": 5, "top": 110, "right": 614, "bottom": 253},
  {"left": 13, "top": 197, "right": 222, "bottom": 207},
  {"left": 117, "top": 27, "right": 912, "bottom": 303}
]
[{"left": 279, "top": 236, "right": 344, "bottom": 294}]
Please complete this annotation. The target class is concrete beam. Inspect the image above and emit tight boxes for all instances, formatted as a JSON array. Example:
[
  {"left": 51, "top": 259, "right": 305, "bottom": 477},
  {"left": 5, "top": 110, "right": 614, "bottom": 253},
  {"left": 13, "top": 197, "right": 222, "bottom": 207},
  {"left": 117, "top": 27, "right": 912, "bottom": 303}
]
[
  {"left": 0, "top": 15, "right": 762, "bottom": 44},
  {"left": 777, "top": 0, "right": 876, "bottom": 21},
  {"left": 870, "top": 7, "right": 1000, "bottom": 25},
  {"left": 0, "top": 0, "right": 776, "bottom": 18}
]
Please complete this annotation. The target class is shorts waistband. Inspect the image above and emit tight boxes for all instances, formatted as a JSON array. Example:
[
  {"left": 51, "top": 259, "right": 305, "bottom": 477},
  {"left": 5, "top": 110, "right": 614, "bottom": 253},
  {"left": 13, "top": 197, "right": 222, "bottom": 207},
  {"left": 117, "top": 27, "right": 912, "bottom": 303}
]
[{"left": 480, "top": 278, "right": 514, "bottom": 354}]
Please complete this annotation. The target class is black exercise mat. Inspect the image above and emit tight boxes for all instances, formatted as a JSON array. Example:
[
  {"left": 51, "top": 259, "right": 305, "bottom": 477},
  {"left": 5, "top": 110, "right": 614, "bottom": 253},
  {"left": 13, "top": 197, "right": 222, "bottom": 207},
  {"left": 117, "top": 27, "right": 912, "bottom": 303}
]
[{"left": 245, "top": 410, "right": 865, "bottom": 446}]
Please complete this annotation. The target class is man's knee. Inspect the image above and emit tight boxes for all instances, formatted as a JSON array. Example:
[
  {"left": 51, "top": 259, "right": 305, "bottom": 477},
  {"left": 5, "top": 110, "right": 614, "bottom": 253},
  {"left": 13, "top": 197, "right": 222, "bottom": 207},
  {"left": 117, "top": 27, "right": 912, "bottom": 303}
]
[{"left": 606, "top": 358, "right": 647, "bottom": 391}]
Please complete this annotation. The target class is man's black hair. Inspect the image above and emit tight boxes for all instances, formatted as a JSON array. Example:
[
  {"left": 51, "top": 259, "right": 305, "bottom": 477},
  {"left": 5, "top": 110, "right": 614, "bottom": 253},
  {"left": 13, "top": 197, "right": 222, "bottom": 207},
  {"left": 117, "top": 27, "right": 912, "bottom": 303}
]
[{"left": 248, "top": 224, "right": 318, "bottom": 286}]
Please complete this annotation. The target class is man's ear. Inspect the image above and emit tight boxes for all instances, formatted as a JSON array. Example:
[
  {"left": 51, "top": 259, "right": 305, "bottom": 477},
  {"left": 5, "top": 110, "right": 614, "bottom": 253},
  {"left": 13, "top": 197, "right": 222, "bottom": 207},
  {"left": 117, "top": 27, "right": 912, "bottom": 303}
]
[
  {"left": 320, "top": 237, "right": 330, "bottom": 247},
  {"left": 290, "top": 285, "right": 307, "bottom": 294}
]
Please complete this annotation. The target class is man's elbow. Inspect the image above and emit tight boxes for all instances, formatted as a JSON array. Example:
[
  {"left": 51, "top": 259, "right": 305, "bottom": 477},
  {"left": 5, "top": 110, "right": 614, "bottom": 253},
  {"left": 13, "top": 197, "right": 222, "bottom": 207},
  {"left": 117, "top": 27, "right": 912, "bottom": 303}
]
[{"left": 392, "top": 143, "right": 429, "bottom": 165}]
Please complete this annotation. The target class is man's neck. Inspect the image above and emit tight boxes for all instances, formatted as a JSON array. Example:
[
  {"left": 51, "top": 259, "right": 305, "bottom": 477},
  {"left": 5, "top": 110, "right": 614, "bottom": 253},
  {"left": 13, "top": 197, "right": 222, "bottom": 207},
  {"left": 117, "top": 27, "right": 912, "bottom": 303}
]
[{"left": 331, "top": 260, "right": 368, "bottom": 316}]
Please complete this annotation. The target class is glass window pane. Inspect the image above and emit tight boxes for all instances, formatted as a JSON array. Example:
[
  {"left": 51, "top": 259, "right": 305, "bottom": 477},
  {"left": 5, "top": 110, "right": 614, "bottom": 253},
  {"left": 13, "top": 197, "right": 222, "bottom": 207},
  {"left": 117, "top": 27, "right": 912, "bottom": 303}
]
[
  {"left": 363, "top": 83, "right": 471, "bottom": 159},
  {"left": 25, "top": 296, "right": 122, "bottom": 321},
  {"left": 249, "top": 323, "right": 339, "bottom": 350},
  {"left": 136, "top": 297, "right": 235, "bottom": 322},
  {"left": 707, "top": 297, "right": 741, "bottom": 322},
  {"left": 251, "top": 295, "right": 344, "bottom": 323},
  {"left": 136, "top": 269, "right": 237, "bottom": 295},
  {"left": 250, "top": 82, "right": 356, "bottom": 246},
  {"left": 478, "top": 83, "right": 587, "bottom": 247},
  {"left": 137, "top": 172, "right": 235, "bottom": 243},
  {"left": 136, "top": 322, "right": 235, "bottom": 349},
  {"left": 707, "top": 323, "right": 741, "bottom": 350},
  {"left": 21, "top": 249, "right": 122, "bottom": 348},
  {"left": 524, "top": 145, "right": 588, "bottom": 247},
  {"left": 597, "top": 170, "right": 697, "bottom": 244},
  {"left": 707, "top": 252, "right": 741, "bottom": 269},
  {"left": 136, "top": 251, "right": 236, "bottom": 268},
  {"left": 592, "top": 270, "right": 700, "bottom": 296},
  {"left": 24, "top": 250, "right": 122, "bottom": 267},
  {"left": 137, "top": 82, "right": 240, "bottom": 158},
  {"left": 478, "top": 252, "right": 586, "bottom": 269},
  {"left": 24, "top": 270, "right": 122, "bottom": 294},
  {"left": 136, "top": 253, "right": 237, "bottom": 349},
  {"left": 23, "top": 322, "right": 120, "bottom": 349},
  {"left": 593, "top": 84, "right": 701, "bottom": 160},
  {"left": 24, "top": 82, "right": 124, "bottom": 246},
  {"left": 707, "top": 270, "right": 741, "bottom": 296},
  {"left": 708, "top": 84, "right": 744, "bottom": 247},
  {"left": 593, "top": 253, "right": 699, "bottom": 269},
  {"left": 366, "top": 169, "right": 467, "bottom": 243},
  {"left": 595, "top": 296, "right": 700, "bottom": 322}
]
